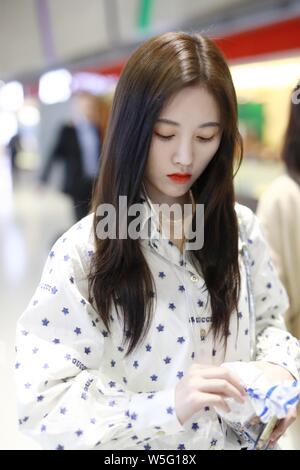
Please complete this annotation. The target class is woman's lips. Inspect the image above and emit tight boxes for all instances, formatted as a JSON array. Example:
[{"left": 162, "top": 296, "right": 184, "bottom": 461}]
[{"left": 167, "top": 174, "right": 192, "bottom": 183}]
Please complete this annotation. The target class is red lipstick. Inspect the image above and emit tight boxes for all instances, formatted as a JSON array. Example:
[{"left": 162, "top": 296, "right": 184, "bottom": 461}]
[{"left": 167, "top": 173, "right": 192, "bottom": 184}]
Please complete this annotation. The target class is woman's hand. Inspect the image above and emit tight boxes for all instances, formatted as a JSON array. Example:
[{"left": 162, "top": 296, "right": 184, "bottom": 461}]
[
  {"left": 252, "top": 361, "right": 298, "bottom": 447},
  {"left": 268, "top": 407, "right": 298, "bottom": 448},
  {"left": 174, "top": 364, "right": 247, "bottom": 425}
]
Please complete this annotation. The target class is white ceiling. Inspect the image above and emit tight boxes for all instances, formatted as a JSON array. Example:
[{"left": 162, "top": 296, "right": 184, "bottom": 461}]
[{"left": 0, "top": 0, "right": 299, "bottom": 81}]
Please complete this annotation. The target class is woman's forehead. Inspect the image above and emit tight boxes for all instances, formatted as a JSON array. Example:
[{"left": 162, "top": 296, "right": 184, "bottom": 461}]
[{"left": 157, "top": 86, "right": 220, "bottom": 124}]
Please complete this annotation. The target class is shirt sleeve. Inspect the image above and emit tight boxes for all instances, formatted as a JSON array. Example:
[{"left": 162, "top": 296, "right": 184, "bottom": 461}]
[
  {"left": 239, "top": 205, "right": 300, "bottom": 380},
  {"left": 15, "top": 232, "right": 184, "bottom": 450}
]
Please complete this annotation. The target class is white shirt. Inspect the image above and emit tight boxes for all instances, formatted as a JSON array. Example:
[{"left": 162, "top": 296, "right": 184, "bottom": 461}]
[{"left": 15, "top": 202, "right": 300, "bottom": 450}]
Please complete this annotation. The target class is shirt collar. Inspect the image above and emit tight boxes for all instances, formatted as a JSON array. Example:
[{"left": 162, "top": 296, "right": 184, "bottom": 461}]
[
  {"left": 138, "top": 192, "right": 244, "bottom": 259},
  {"left": 138, "top": 188, "right": 200, "bottom": 272}
]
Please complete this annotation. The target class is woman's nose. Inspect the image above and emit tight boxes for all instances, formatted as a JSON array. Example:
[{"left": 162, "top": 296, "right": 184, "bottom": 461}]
[{"left": 174, "top": 141, "right": 193, "bottom": 167}]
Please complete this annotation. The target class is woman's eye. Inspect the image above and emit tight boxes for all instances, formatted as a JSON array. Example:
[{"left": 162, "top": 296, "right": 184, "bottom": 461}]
[
  {"left": 197, "top": 136, "right": 214, "bottom": 142},
  {"left": 154, "top": 132, "right": 174, "bottom": 140}
]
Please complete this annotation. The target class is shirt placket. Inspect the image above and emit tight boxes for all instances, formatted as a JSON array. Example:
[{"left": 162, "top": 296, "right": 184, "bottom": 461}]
[{"left": 141, "top": 198, "right": 212, "bottom": 362}]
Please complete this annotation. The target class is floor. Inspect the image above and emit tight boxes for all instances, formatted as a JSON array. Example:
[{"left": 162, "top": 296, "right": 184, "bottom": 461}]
[{"left": 0, "top": 154, "right": 299, "bottom": 450}]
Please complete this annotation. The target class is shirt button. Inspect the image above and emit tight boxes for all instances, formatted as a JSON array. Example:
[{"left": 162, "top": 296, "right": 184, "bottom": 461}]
[
  {"left": 191, "top": 274, "right": 199, "bottom": 283},
  {"left": 200, "top": 329, "right": 206, "bottom": 340}
]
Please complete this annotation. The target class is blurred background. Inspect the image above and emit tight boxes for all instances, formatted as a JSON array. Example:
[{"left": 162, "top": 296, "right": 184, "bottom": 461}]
[{"left": 1, "top": 0, "right": 300, "bottom": 450}]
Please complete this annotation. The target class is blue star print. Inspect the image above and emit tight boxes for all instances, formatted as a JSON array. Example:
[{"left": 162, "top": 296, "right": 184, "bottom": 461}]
[{"left": 14, "top": 202, "right": 300, "bottom": 451}]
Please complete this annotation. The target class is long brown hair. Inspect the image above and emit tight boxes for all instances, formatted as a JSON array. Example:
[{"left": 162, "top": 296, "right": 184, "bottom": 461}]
[
  {"left": 282, "top": 81, "right": 300, "bottom": 182},
  {"left": 89, "top": 32, "right": 243, "bottom": 356}
]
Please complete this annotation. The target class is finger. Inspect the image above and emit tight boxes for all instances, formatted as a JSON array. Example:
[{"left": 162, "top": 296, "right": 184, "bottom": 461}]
[
  {"left": 196, "top": 379, "right": 246, "bottom": 404},
  {"left": 269, "top": 418, "right": 286, "bottom": 442},
  {"left": 269, "top": 408, "right": 297, "bottom": 442},
  {"left": 196, "top": 366, "right": 247, "bottom": 396}
]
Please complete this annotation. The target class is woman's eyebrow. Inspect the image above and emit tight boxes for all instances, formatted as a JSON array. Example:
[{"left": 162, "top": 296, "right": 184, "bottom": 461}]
[{"left": 156, "top": 118, "right": 220, "bottom": 128}]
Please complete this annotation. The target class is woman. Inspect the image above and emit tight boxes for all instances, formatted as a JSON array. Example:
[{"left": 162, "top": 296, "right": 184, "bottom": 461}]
[
  {"left": 15, "top": 32, "right": 299, "bottom": 450},
  {"left": 257, "top": 82, "right": 300, "bottom": 341}
]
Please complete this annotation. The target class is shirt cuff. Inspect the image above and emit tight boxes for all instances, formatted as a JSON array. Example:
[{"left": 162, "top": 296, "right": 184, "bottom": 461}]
[
  {"left": 127, "top": 388, "right": 185, "bottom": 441},
  {"left": 257, "top": 352, "right": 299, "bottom": 381}
]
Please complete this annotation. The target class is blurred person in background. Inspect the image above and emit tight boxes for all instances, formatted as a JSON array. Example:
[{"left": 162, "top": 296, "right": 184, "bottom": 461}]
[
  {"left": 7, "top": 131, "right": 22, "bottom": 182},
  {"left": 257, "top": 81, "right": 300, "bottom": 339},
  {"left": 40, "top": 91, "right": 103, "bottom": 221}
]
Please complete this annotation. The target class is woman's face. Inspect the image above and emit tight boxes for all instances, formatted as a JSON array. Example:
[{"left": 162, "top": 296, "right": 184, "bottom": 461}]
[{"left": 144, "top": 85, "right": 222, "bottom": 205}]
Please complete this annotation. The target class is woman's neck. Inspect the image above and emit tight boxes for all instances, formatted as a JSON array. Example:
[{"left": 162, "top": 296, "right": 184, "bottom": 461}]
[
  {"left": 142, "top": 182, "right": 190, "bottom": 208},
  {"left": 142, "top": 182, "right": 195, "bottom": 253}
]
